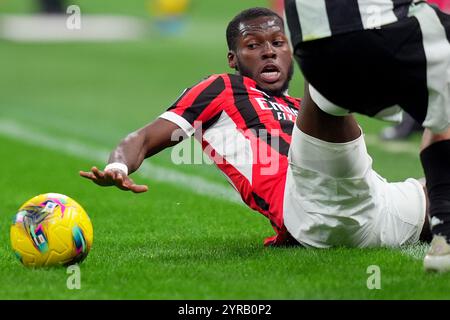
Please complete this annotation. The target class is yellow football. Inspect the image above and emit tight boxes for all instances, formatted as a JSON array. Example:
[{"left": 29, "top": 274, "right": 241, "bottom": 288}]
[{"left": 10, "top": 193, "right": 93, "bottom": 267}]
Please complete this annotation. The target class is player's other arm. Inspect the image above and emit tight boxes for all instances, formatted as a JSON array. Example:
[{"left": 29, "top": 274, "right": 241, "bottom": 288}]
[{"left": 79, "top": 118, "right": 186, "bottom": 193}]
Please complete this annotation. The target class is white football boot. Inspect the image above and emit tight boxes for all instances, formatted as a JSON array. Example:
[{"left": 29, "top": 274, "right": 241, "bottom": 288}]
[{"left": 424, "top": 235, "right": 450, "bottom": 272}]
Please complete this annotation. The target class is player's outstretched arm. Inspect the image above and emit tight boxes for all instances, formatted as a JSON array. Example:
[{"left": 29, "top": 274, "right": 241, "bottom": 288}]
[{"left": 80, "top": 118, "right": 186, "bottom": 193}]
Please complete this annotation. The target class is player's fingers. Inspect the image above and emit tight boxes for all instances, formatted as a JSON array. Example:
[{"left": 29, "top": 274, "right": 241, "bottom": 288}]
[
  {"left": 119, "top": 176, "right": 146, "bottom": 193},
  {"left": 103, "top": 170, "right": 117, "bottom": 183},
  {"left": 130, "top": 184, "right": 149, "bottom": 194},
  {"left": 113, "top": 172, "right": 132, "bottom": 191},
  {"left": 80, "top": 171, "right": 103, "bottom": 185},
  {"left": 80, "top": 171, "right": 113, "bottom": 188},
  {"left": 92, "top": 167, "right": 105, "bottom": 180},
  {"left": 115, "top": 171, "right": 124, "bottom": 184},
  {"left": 79, "top": 171, "right": 95, "bottom": 180}
]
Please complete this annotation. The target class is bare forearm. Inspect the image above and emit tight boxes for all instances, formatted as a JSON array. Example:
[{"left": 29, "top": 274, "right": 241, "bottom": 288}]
[
  {"left": 107, "top": 118, "right": 185, "bottom": 174},
  {"left": 108, "top": 131, "right": 147, "bottom": 174}
]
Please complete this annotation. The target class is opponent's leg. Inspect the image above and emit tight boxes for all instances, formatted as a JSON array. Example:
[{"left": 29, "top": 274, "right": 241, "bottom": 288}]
[
  {"left": 421, "top": 129, "right": 450, "bottom": 272},
  {"left": 419, "top": 182, "right": 432, "bottom": 243}
]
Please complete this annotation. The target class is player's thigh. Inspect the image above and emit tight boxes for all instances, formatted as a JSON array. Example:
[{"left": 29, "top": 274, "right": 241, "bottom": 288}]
[
  {"left": 284, "top": 125, "right": 379, "bottom": 248},
  {"left": 284, "top": 126, "right": 426, "bottom": 248}
]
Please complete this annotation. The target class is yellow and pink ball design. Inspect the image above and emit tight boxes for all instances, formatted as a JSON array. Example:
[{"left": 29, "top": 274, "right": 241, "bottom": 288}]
[{"left": 10, "top": 193, "right": 93, "bottom": 267}]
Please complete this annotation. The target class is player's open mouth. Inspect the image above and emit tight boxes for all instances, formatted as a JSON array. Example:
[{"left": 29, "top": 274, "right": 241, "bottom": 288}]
[{"left": 260, "top": 64, "right": 281, "bottom": 83}]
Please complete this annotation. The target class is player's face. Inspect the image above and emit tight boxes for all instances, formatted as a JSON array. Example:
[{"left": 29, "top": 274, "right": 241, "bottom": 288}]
[{"left": 229, "top": 16, "right": 294, "bottom": 96}]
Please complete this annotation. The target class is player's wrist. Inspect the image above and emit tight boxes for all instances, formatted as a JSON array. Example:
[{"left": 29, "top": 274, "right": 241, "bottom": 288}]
[{"left": 104, "top": 162, "right": 129, "bottom": 176}]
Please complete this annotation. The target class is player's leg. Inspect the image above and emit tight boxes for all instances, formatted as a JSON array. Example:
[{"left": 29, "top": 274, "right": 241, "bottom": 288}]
[
  {"left": 284, "top": 83, "right": 428, "bottom": 248},
  {"left": 296, "top": 81, "right": 360, "bottom": 144},
  {"left": 403, "top": 3, "right": 450, "bottom": 271},
  {"left": 421, "top": 129, "right": 450, "bottom": 271},
  {"left": 419, "top": 181, "right": 432, "bottom": 243},
  {"left": 284, "top": 82, "right": 370, "bottom": 247}
]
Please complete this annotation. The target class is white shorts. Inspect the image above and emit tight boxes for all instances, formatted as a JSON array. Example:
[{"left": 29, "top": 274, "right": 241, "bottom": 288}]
[{"left": 283, "top": 125, "right": 427, "bottom": 248}]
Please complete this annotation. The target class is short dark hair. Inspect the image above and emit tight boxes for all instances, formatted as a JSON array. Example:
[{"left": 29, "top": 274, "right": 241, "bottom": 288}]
[{"left": 226, "top": 7, "right": 284, "bottom": 52}]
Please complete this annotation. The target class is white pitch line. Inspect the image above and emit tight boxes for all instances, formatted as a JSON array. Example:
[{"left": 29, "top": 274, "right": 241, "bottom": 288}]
[{"left": 0, "top": 118, "right": 242, "bottom": 204}]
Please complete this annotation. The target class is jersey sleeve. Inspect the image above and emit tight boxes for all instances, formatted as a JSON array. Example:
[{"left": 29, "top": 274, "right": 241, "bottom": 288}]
[{"left": 159, "top": 74, "right": 227, "bottom": 136}]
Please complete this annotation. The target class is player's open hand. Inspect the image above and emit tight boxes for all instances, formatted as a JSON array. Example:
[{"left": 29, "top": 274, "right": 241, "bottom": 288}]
[{"left": 79, "top": 166, "right": 148, "bottom": 193}]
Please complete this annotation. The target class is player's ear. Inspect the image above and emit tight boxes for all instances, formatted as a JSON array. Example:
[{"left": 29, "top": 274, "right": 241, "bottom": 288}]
[{"left": 228, "top": 51, "right": 238, "bottom": 70}]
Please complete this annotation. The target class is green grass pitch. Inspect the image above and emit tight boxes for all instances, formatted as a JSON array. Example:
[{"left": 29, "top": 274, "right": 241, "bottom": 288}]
[{"left": 1, "top": 0, "right": 449, "bottom": 300}]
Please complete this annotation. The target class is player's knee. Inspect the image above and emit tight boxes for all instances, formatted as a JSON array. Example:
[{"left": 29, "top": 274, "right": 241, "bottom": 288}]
[
  {"left": 421, "top": 128, "right": 450, "bottom": 151},
  {"left": 299, "top": 85, "right": 360, "bottom": 143}
]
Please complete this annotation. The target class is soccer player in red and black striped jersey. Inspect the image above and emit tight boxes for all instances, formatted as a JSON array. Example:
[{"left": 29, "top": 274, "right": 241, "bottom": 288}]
[{"left": 80, "top": 8, "right": 430, "bottom": 248}]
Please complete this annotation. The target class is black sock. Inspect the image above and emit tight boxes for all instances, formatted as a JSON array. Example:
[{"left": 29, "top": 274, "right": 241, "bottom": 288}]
[{"left": 420, "top": 140, "right": 450, "bottom": 241}]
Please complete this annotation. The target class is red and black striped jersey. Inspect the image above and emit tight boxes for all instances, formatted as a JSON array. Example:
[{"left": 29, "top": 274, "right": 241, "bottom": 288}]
[{"left": 159, "top": 73, "right": 301, "bottom": 246}]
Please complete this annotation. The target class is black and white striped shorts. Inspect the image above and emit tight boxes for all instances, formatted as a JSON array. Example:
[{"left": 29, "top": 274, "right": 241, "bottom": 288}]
[{"left": 293, "top": 2, "right": 450, "bottom": 133}]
